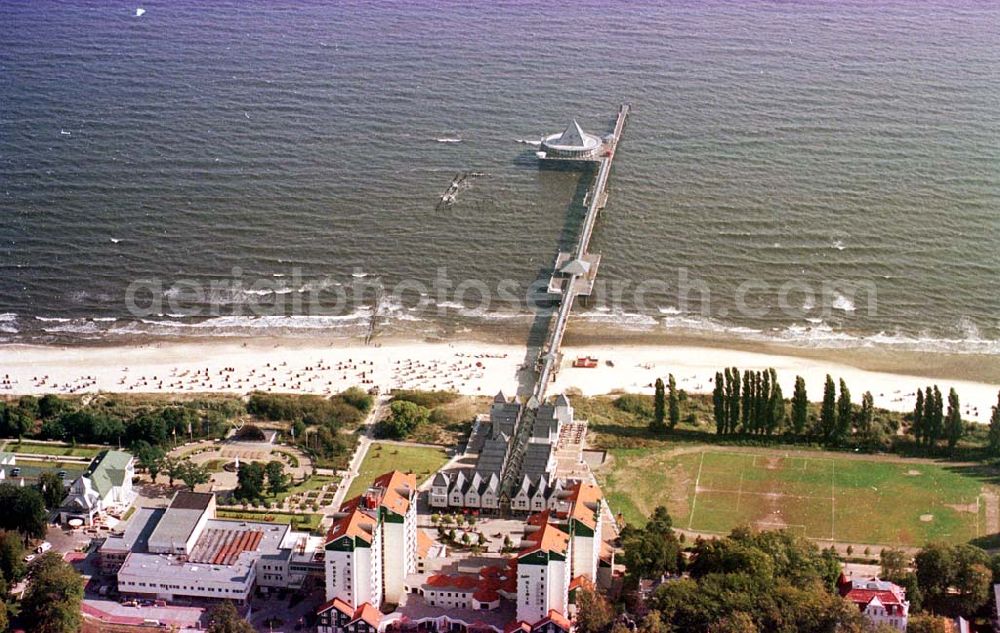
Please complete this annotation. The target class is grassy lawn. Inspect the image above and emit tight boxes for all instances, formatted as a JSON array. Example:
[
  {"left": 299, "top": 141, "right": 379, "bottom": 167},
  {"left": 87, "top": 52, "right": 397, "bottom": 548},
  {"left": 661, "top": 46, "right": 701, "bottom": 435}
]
[
  {"left": 345, "top": 442, "right": 449, "bottom": 500},
  {"left": 216, "top": 509, "right": 324, "bottom": 533},
  {"left": 598, "top": 445, "right": 993, "bottom": 547},
  {"left": 2, "top": 441, "right": 102, "bottom": 458}
]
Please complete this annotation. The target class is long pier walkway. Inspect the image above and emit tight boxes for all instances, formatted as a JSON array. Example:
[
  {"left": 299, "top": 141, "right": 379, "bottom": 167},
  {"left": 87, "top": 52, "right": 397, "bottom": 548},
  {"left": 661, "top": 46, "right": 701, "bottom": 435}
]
[{"left": 500, "top": 104, "right": 630, "bottom": 497}]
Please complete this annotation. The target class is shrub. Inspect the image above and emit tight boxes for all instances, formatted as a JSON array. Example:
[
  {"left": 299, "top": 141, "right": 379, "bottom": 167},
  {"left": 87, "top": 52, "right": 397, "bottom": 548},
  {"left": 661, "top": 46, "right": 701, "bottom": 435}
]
[
  {"left": 614, "top": 393, "right": 652, "bottom": 417},
  {"left": 234, "top": 424, "right": 266, "bottom": 442},
  {"left": 391, "top": 390, "right": 458, "bottom": 409}
]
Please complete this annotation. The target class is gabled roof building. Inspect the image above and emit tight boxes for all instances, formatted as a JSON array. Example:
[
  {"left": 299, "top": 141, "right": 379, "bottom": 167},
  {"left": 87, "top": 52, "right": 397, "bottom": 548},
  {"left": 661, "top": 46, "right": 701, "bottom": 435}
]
[
  {"left": 59, "top": 449, "right": 136, "bottom": 526},
  {"left": 839, "top": 574, "right": 910, "bottom": 632}
]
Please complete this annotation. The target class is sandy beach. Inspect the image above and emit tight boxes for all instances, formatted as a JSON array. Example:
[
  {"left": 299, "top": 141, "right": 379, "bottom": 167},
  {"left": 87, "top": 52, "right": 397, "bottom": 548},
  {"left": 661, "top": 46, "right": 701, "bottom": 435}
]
[{"left": 1, "top": 338, "right": 996, "bottom": 423}]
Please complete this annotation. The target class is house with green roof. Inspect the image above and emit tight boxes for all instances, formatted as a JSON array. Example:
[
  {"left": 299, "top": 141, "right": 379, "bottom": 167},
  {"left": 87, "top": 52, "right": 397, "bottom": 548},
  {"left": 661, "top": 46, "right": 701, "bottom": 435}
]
[{"left": 60, "top": 449, "right": 136, "bottom": 525}]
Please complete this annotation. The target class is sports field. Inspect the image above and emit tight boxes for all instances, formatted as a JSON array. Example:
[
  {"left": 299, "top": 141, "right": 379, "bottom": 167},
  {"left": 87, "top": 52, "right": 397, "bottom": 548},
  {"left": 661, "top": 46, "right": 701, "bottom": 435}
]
[{"left": 599, "top": 447, "right": 994, "bottom": 547}]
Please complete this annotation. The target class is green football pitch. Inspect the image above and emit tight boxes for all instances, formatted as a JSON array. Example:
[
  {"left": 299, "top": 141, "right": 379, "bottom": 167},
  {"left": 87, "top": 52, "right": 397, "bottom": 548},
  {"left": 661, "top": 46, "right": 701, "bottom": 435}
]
[{"left": 600, "top": 447, "right": 991, "bottom": 546}]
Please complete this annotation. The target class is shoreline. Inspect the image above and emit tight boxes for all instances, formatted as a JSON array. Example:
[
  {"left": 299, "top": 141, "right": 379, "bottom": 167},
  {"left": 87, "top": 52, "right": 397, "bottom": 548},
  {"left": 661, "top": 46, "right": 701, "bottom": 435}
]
[{"left": 1, "top": 335, "right": 997, "bottom": 423}]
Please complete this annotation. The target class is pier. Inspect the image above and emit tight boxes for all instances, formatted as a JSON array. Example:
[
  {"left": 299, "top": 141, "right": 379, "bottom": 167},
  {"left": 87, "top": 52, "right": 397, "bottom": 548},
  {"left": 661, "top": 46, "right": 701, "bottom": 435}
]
[{"left": 499, "top": 104, "right": 630, "bottom": 497}]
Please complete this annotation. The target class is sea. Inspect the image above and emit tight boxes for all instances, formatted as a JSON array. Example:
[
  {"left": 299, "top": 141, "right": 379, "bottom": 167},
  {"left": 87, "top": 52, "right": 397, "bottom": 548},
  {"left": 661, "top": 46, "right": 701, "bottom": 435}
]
[{"left": 1, "top": 1, "right": 998, "bottom": 354}]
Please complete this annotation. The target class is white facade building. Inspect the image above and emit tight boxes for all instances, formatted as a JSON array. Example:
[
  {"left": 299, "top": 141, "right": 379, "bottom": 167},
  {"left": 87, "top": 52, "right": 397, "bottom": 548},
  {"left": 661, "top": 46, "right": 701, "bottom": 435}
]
[
  {"left": 60, "top": 449, "right": 136, "bottom": 525},
  {"left": 839, "top": 575, "right": 910, "bottom": 632}
]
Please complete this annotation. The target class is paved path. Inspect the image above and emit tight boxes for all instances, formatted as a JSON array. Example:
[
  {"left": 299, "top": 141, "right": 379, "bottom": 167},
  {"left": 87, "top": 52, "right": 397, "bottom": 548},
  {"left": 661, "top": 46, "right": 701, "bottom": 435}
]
[{"left": 329, "top": 395, "right": 390, "bottom": 510}]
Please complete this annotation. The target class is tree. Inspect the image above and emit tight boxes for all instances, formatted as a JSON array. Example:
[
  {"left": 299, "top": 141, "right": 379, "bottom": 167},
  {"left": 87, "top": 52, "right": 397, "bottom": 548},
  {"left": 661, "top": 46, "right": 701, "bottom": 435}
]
[
  {"left": 667, "top": 374, "right": 680, "bottom": 429},
  {"left": 178, "top": 461, "right": 210, "bottom": 490},
  {"left": 381, "top": 400, "right": 429, "bottom": 440},
  {"left": 905, "top": 615, "right": 949, "bottom": 633},
  {"left": 0, "top": 483, "right": 48, "bottom": 540},
  {"left": 713, "top": 372, "right": 726, "bottom": 435},
  {"left": 21, "top": 552, "right": 84, "bottom": 633},
  {"left": 234, "top": 462, "right": 266, "bottom": 504},
  {"left": 0, "top": 599, "right": 7, "bottom": 633},
  {"left": 652, "top": 378, "right": 666, "bottom": 432},
  {"left": 857, "top": 392, "right": 874, "bottom": 446},
  {"left": 36, "top": 471, "right": 65, "bottom": 508},
  {"left": 945, "top": 387, "right": 962, "bottom": 450},
  {"left": 988, "top": 390, "right": 1000, "bottom": 457},
  {"left": 767, "top": 376, "right": 785, "bottom": 435},
  {"left": 265, "top": 460, "right": 289, "bottom": 496},
  {"left": 835, "top": 379, "right": 852, "bottom": 443},
  {"left": 0, "top": 530, "right": 26, "bottom": 585},
  {"left": 163, "top": 456, "right": 183, "bottom": 486},
  {"left": 728, "top": 367, "right": 741, "bottom": 435},
  {"left": 741, "top": 371, "right": 753, "bottom": 433},
  {"left": 206, "top": 600, "right": 255, "bottom": 633},
  {"left": 880, "top": 548, "right": 910, "bottom": 581},
  {"left": 620, "top": 506, "right": 681, "bottom": 582},
  {"left": 913, "top": 388, "right": 925, "bottom": 445},
  {"left": 38, "top": 394, "right": 66, "bottom": 420},
  {"left": 575, "top": 586, "right": 614, "bottom": 633},
  {"left": 708, "top": 612, "right": 757, "bottom": 633},
  {"left": 924, "top": 386, "right": 944, "bottom": 448},
  {"left": 914, "top": 543, "right": 991, "bottom": 616},
  {"left": 0, "top": 405, "right": 33, "bottom": 437},
  {"left": 791, "top": 376, "right": 808, "bottom": 435},
  {"left": 915, "top": 543, "right": 955, "bottom": 609},
  {"left": 135, "top": 441, "right": 166, "bottom": 482},
  {"left": 820, "top": 375, "right": 836, "bottom": 442}
]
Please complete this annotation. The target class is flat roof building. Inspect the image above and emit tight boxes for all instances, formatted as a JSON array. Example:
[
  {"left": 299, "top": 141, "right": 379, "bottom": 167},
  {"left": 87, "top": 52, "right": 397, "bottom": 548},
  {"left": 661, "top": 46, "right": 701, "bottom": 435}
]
[{"left": 107, "top": 490, "right": 319, "bottom": 603}]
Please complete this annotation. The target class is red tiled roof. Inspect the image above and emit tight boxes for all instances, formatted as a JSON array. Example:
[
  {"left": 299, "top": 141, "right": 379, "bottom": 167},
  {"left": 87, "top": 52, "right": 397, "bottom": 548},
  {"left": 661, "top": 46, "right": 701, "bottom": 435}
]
[
  {"left": 316, "top": 597, "right": 353, "bottom": 617},
  {"left": 540, "top": 610, "right": 571, "bottom": 632},
  {"left": 519, "top": 511, "right": 569, "bottom": 556},
  {"left": 473, "top": 587, "right": 500, "bottom": 603},
  {"left": 426, "top": 573, "right": 480, "bottom": 591},
  {"left": 504, "top": 621, "right": 532, "bottom": 633},
  {"left": 325, "top": 506, "right": 375, "bottom": 545},
  {"left": 368, "top": 471, "right": 417, "bottom": 516},
  {"left": 569, "top": 575, "right": 593, "bottom": 592},
  {"left": 844, "top": 588, "right": 903, "bottom": 607},
  {"left": 351, "top": 603, "right": 383, "bottom": 628},
  {"left": 417, "top": 529, "right": 435, "bottom": 558},
  {"left": 564, "top": 482, "right": 602, "bottom": 529}
]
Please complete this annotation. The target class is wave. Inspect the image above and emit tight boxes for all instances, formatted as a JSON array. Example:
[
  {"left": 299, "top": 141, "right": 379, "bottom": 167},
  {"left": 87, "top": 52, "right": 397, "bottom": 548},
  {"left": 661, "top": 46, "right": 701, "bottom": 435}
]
[
  {"left": 657, "top": 306, "right": 682, "bottom": 315},
  {"left": 0, "top": 313, "right": 17, "bottom": 334},
  {"left": 831, "top": 293, "right": 856, "bottom": 312},
  {"left": 579, "top": 309, "right": 658, "bottom": 328},
  {"left": 653, "top": 314, "right": 1000, "bottom": 354},
  {"left": 42, "top": 321, "right": 102, "bottom": 335},
  {"left": 34, "top": 316, "right": 72, "bottom": 323},
  {"left": 436, "top": 138, "right": 462, "bottom": 143}
]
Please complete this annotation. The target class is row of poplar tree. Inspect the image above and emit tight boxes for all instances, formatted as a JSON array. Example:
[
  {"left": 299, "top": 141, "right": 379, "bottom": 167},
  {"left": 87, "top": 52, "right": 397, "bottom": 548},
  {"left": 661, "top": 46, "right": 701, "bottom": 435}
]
[
  {"left": 708, "top": 368, "right": 968, "bottom": 449},
  {"left": 911, "top": 385, "right": 964, "bottom": 449}
]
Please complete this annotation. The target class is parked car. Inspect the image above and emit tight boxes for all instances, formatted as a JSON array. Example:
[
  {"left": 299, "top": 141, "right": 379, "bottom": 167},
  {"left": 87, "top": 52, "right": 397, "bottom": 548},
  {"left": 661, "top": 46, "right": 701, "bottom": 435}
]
[
  {"left": 10, "top": 467, "right": 20, "bottom": 477},
  {"left": 36, "top": 541, "right": 52, "bottom": 554},
  {"left": 23, "top": 554, "right": 36, "bottom": 563},
  {"left": 57, "top": 470, "right": 67, "bottom": 479}
]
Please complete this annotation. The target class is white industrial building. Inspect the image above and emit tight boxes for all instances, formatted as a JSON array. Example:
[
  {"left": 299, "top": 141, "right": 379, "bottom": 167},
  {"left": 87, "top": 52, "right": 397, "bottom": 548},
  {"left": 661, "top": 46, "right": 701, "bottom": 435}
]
[{"left": 106, "top": 491, "right": 323, "bottom": 603}]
